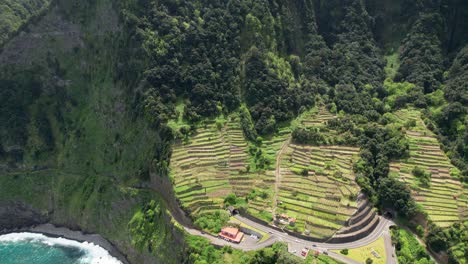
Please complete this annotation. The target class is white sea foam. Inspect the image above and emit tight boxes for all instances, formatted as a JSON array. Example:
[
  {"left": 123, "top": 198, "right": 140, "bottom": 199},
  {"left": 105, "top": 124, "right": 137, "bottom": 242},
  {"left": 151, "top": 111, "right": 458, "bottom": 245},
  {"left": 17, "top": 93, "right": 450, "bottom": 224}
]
[{"left": 0, "top": 232, "right": 122, "bottom": 264}]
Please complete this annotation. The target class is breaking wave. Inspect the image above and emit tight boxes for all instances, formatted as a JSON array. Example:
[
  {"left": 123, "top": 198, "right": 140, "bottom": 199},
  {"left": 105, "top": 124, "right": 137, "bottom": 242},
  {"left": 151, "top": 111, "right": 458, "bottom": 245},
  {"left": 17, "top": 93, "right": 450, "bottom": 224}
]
[{"left": 0, "top": 232, "right": 122, "bottom": 264}]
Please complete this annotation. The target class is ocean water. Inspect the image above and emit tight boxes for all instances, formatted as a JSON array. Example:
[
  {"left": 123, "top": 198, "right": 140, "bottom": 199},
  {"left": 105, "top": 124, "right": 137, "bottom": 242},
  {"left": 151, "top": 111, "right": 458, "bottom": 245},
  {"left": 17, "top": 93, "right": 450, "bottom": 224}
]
[{"left": 0, "top": 233, "right": 122, "bottom": 264}]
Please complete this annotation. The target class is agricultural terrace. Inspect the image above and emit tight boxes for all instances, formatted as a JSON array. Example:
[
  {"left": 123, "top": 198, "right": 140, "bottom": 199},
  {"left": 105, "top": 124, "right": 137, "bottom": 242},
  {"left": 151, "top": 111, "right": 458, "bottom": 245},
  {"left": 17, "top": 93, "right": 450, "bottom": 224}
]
[
  {"left": 170, "top": 116, "right": 274, "bottom": 219},
  {"left": 277, "top": 143, "right": 360, "bottom": 237},
  {"left": 299, "top": 106, "right": 336, "bottom": 128},
  {"left": 389, "top": 109, "right": 467, "bottom": 227},
  {"left": 275, "top": 107, "right": 362, "bottom": 238}
]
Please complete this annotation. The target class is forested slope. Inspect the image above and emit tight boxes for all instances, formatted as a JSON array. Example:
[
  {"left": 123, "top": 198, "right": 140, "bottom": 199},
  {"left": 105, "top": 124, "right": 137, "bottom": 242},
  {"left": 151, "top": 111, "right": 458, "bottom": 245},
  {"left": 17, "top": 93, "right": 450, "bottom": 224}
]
[{"left": 0, "top": 0, "right": 466, "bottom": 263}]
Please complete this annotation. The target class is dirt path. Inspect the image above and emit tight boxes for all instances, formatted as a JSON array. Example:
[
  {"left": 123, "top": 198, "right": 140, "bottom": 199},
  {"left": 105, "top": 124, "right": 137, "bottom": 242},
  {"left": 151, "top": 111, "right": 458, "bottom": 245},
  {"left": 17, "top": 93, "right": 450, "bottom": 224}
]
[{"left": 272, "top": 138, "right": 291, "bottom": 219}]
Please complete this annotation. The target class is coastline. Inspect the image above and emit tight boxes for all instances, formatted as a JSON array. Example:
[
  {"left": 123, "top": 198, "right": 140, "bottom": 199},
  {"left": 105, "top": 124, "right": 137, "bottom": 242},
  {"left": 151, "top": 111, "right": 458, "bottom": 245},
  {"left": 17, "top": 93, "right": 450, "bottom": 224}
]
[{"left": 0, "top": 223, "right": 130, "bottom": 264}]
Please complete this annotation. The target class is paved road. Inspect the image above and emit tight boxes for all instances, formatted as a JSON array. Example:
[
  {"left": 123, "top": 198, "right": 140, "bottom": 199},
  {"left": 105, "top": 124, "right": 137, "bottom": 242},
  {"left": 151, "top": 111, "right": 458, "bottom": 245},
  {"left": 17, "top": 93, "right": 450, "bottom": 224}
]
[
  {"left": 383, "top": 230, "right": 397, "bottom": 264},
  {"left": 181, "top": 213, "right": 396, "bottom": 264}
]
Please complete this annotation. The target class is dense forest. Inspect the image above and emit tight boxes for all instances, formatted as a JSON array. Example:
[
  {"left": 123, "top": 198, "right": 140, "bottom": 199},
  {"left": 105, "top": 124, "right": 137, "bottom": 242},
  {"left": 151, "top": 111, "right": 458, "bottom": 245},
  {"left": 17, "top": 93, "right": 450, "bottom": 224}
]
[{"left": 0, "top": 0, "right": 467, "bottom": 263}]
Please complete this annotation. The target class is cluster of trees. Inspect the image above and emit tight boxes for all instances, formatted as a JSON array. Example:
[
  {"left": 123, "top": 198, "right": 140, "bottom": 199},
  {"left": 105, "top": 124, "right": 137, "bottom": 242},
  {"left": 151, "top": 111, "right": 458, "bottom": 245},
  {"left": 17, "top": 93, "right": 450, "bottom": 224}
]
[
  {"left": 291, "top": 125, "right": 359, "bottom": 146},
  {"left": 395, "top": 13, "right": 444, "bottom": 94},
  {"left": 0, "top": 0, "right": 50, "bottom": 46},
  {"left": 376, "top": 177, "right": 418, "bottom": 218},
  {"left": 292, "top": 127, "right": 327, "bottom": 145},
  {"left": 193, "top": 210, "right": 229, "bottom": 234},
  {"left": 248, "top": 243, "right": 301, "bottom": 264},
  {"left": 426, "top": 222, "right": 467, "bottom": 263},
  {"left": 122, "top": 0, "right": 245, "bottom": 127},
  {"left": 128, "top": 199, "right": 168, "bottom": 252},
  {"left": 433, "top": 45, "right": 468, "bottom": 180},
  {"left": 121, "top": 0, "right": 320, "bottom": 135},
  {"left": 243, "top": 47, "right": 314, "bottom": 134},
  {"left": 391, "top": 227, "right": 435, "bottom": 264},
  {"left": 0, "top": 65, "right": 60, "bottom": 162},
  {"left": 325, "top": 116, "right": 413, "bottom": 213},
  {"left": 412, "top": 166, "right": 432, "bottom": 187},
  {"left": 185, "top": 239, "right": 302, "bottom": 264},
  {"left": 355, "top": 125, "right": 412, "bottom": 212},
  {"left": 0, "top": 67, "right": 44, "bottom": 147},
  {"left": 121, "top": 0, "right": 393, "bottom": 136}
]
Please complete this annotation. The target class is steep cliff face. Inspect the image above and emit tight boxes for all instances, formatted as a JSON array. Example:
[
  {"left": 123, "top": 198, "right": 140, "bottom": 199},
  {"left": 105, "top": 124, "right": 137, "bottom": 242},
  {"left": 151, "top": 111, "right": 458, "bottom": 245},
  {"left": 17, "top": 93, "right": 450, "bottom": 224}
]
[
  {"left": 0, "top": 201, "right": 49, "bottom": 230},
  {"left": 0, "top": 0, "right": 185, "bottom": 263}
]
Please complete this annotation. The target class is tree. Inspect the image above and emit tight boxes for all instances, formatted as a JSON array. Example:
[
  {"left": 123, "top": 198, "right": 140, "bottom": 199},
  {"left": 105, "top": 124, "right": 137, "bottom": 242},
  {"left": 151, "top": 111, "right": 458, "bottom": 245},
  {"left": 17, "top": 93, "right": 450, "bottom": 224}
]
[
  {"left": 395, "top": 13, "right": 444, "bottom": 93},
  {"left": 224, "top": 193, "right": 238, "bottom": 206},
  {"left": 378, "top": 177, "right": 417, "bottom": 217},
  {"left": 426, "top": 224, "right": 448, "bottom": 252}
]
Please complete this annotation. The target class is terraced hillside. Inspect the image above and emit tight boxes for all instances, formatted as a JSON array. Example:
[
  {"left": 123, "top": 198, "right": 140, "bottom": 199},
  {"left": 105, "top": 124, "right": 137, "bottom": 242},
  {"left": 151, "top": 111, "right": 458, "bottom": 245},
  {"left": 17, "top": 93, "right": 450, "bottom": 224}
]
[
  {"left": 170, "top": 117, "right": 274, "bottom": 218},
  {"left": 277, "top": 143, "right": 361, "bottom": 238},
  {"left": 299, "top": 106, "right": 336, "bottom": 127},
  {"left": 170, "top": 107, "right": 379, "bottom": 239},
  {"left": 271, "top": 107, "right": 369, "bottom": 238},
  {"left": 389, "top": 109, "right": 467, "bottom": 227}
]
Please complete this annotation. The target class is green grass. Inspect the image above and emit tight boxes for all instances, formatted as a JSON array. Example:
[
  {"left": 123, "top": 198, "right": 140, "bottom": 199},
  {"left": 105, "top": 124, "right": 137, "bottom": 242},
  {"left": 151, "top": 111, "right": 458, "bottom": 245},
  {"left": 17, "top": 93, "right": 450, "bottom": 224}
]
[
  {"left": 305, "top": 254, "right": 344, "bottom": 264},
  {"left": 384, "top": 52, "right": 399, "bottom": 79},
  {"left": 332, "top": 237, "right": 386, "bottom": 264}
]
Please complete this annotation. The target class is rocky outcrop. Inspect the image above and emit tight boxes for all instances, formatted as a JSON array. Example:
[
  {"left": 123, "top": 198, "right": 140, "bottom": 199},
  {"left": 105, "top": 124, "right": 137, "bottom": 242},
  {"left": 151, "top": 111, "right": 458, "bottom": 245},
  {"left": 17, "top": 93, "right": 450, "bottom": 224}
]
[{"left": 0, "top": 201, "right": 48, "bottom": 230}]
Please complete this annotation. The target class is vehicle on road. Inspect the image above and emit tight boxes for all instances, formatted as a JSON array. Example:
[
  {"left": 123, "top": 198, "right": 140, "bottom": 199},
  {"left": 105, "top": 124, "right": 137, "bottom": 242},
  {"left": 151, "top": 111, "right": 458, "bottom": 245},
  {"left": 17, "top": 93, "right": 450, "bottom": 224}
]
[{"left": 301, "top": 248, "right": 309, "bottom": 257}]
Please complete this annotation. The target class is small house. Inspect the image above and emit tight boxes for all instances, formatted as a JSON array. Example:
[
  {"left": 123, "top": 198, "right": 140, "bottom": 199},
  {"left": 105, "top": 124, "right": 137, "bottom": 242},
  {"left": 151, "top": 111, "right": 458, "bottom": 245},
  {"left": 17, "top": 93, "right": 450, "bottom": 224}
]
[{"left": 218, "top": 227, "right": 244, "bottom": 243}]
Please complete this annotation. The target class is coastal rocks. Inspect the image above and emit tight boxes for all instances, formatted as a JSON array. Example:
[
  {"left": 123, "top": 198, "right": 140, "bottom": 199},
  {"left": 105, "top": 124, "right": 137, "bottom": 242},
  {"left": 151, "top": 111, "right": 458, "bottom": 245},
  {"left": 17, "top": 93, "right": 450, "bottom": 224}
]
[{"left": 0, "top": 201, "right": 48, "bottom": 230}]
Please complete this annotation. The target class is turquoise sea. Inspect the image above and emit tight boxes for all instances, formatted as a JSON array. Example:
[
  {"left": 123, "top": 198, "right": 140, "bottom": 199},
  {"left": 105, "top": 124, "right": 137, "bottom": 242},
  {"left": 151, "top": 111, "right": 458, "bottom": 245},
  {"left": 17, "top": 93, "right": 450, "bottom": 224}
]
[{"left": 0, "top": 233, "right": 121, "bottom": 264}]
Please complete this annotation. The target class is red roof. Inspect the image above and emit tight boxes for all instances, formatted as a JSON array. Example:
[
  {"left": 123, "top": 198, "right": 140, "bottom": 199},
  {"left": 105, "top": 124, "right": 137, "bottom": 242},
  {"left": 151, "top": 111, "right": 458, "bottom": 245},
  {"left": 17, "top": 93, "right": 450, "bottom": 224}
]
[
  {"left": 219, "top": 227, "right": 244, "bottom": 243},
  {"left": 221, "top": 227, "right": 239, "bottom": 236}
]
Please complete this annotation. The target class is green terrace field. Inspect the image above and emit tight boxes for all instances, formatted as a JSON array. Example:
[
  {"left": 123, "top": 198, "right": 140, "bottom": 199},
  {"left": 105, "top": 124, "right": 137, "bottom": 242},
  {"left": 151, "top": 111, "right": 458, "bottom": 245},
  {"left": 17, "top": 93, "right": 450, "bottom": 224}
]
[
  {"left": 277, "top": 143, "right": 360, "bottom": 238},
  {"left": 389, "top": 109, "right": 467, "bottom": 227},
  {"left": 273, "top": 107, "right": 362, "bottom": 238},
  {"left": 170, "top": 107, "right": 367, "bottom": 237},
  {"left": 298, "top": 106, "right": 336, "bottom": 128},
  {"left": 170, "top": 116, "right": 274, "bottom": 218}
]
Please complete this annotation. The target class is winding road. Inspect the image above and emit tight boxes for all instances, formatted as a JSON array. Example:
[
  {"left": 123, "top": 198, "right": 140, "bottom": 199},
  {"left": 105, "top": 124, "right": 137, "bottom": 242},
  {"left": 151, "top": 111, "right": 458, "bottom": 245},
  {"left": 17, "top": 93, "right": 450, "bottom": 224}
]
[{"left": 182, "top": 214, "right": 397, "bottom": 264}]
